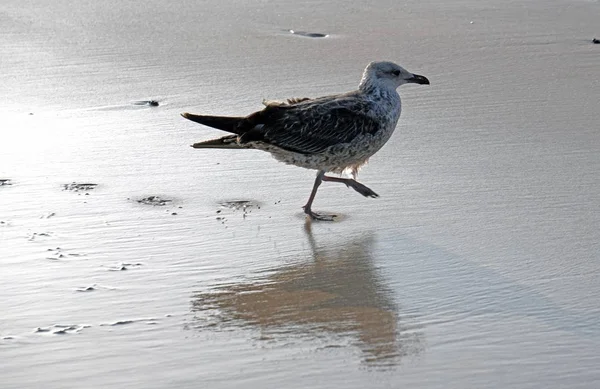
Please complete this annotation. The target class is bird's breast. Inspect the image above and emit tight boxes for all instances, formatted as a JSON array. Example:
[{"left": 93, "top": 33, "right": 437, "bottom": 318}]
[{"left": 366, "top": 89, "right": 401, "bottom": 121}]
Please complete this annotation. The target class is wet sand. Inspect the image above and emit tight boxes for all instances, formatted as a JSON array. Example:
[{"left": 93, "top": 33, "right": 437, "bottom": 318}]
[{"left": 1, "top": 0, "right": 600, "bottom": 388}]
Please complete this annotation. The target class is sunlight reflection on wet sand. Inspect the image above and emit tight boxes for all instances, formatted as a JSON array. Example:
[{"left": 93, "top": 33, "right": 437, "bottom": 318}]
[{"left": 191, "top": 221, "right": 424, "bottom": 367}]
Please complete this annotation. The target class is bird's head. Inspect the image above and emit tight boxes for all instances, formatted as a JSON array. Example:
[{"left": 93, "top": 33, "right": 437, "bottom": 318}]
[{"left": 359, "top": 61, "right": 430, "bottom": 91}]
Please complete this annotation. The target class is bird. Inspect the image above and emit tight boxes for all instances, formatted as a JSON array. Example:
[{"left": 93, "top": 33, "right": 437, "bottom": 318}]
[{"left": 182, "top": 61, "right": 429, "bottom": 221}]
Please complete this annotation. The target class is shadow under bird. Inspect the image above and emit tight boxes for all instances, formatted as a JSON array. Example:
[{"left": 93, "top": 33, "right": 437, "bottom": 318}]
[{"left": 182, "top": 61, "right": 429, "bottom": 221}]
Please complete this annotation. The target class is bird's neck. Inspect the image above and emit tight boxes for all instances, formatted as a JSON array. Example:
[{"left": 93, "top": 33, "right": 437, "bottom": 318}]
[
  {"left": 358, "top": 76, "right": 398, "bottom": 99},
  {"left": 358, "top": 76, "right": 401, "bottom": 123},
  {"left": 359, "top": 79, "right": 400, "bottom": 106}
]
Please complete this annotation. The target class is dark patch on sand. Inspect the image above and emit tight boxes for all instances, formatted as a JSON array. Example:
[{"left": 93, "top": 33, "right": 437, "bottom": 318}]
[
  {"left": 63, "top": 182, "right": 98, "bottom": 192},
  {"left": 288, "top": 29, "right": 328, "bottom": 38},
  {"left": 137, "top": 196, "right": 172, "bottom": 206},
  {"left": 133, "top": 100, "right": 160, "bottom": 107},
  {"left": 93, "top": 101, "right": 161, "bottom": 112},
  {"left": 0, "top": 179, "right": 12, "bottom": 186}
]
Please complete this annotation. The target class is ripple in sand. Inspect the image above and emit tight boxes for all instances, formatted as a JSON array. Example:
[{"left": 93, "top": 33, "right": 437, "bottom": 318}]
[
  {"left": 35, "top": 324, "right": 90, "bottom": 335},
  {"left": 46, "top": 247, "right": 85, "bottom": 260},
  {"left": 102, "top": 320, "right": 135, "bottom": 326},
  {"left": 28, "top": 232, "right": 52, "bottom": 241},
  {"left": 288, "top": 29, "right": 328, "bottom": 38},
  {"left": 74, "top": 284, "right": 116, "bottom": 292},
  {"left": 100, "top": 318, "right": 158, "bottom": 327},
  {"left": 75, "top": 285, "right": 96, "bottom": 292},
  {"left": 137, "top": 196, "right": 172, "bottom": 206},
  {"left": 106, "top": 262, "right": 143, "bottom": 271}
]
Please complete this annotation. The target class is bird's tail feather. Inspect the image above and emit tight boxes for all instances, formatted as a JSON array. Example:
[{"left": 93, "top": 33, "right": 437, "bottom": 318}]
[
  {"left": 191, "top": 135, "right": 243, "bottom": 149},
  {"left": 182, "top": 112, "right": 244, "bottom": 134}
]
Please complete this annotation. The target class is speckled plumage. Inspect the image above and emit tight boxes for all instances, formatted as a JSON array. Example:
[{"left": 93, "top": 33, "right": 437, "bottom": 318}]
[
  {"left": 183, "top": 61, "right": 429, "bottom": 220},
  {"left": 250, "top": 87, "right": 401, "bottom": 178}
]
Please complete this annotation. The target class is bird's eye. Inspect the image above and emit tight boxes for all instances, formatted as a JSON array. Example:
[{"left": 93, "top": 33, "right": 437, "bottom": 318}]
[{"left": 392, "top": 70, "right": 401, "bottom": 76}]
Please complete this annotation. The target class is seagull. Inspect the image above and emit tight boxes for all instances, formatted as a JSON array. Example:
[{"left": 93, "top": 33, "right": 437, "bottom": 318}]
[{"left": 182, "top": 61, "right": 429, "bottom": 221}]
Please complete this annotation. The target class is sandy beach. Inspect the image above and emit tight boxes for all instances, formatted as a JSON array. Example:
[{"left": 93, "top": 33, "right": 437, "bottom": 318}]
[{"left": 1, "top": 0, "right": 599, "bottom": 388}]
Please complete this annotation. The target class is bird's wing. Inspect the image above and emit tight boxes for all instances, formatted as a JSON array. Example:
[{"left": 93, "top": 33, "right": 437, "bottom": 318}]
[
  {"left": 240, "top": 96, "right": 381, "bottom": 154},
  {"left": 262, "top": 97, "right": 313, "bottom": 107}
]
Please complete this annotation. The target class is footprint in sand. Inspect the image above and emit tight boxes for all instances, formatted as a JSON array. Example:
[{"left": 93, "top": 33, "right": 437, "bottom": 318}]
[
  {"left": 62, "top": 182, "right": 98, "bottom": 194},
  {"left": 217, "top": 200, "right": 261, "bottom": 220},
  {"left": 136, "top": 196, "right": 172, "bottom": 206}
]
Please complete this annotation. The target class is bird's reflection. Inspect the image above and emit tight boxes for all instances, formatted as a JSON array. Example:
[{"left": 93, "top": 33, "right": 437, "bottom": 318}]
[{"left": 190, "top": 222, "right": 423, "bottom": 367}]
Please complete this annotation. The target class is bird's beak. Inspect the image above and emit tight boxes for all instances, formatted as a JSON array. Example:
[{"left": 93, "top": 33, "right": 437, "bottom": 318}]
[{"left": 408, "top": 74, "right": 430, "bottom": 85}]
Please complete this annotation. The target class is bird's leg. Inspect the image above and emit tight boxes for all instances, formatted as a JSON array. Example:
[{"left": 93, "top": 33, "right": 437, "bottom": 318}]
[
  {"left": 303, "top": 170, "right": 335, "bottom": 221},
  {"left": 322, "top": 175, "right": 379, "bottom": 198}
]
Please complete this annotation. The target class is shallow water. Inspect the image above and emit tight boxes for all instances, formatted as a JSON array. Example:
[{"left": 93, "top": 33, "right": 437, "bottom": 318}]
[{"left": 2, "top": 0, "right": 600, "bottom": 388}]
